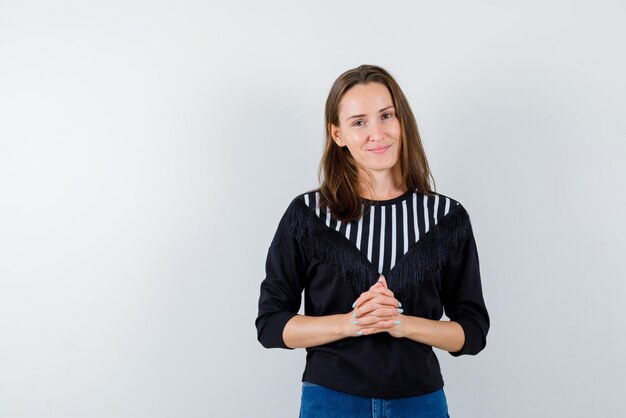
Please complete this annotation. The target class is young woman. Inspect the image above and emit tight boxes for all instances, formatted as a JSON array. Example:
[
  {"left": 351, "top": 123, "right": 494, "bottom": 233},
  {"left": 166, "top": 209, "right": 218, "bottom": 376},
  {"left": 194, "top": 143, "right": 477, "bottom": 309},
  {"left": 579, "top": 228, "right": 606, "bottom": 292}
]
[{"left": 255, "top": 65, "right": 489, "bottom": 418}]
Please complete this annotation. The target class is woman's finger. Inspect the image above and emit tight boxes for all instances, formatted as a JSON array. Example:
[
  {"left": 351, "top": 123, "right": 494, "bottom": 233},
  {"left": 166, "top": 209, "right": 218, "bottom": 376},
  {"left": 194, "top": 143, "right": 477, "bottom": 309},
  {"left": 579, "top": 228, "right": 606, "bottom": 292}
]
[
  {"left": 353, "top": 312, "right": 400, "bottom": 326},
  {"left": 355, "top": 319, "right": 399, "bottom": 336},
  {"left": 356, "top": 306, "right": 402, "bottom": 320},
  {"left": 355, "top": 296, "right": 402, "bottom": 317},
  {"left": 362, "top": 306, "right": 402, "bottom": 318},
  {"left": 377, "top": 275, "right": 388, "bottom": 288},
  {"left": 353, "top": 286, "right": 395, "bottom": 309},
  {"left": 368, "top": 286, "right": 394, "bottom": 299},
  {"left": 352, "top": 288, "right": 390, "bottom": 309},
  {"left": 369, "top": 276, "right": 392, "bottom": 297},
  {"left": 353, "top": 315, "right": 384, "bottom": 326}
]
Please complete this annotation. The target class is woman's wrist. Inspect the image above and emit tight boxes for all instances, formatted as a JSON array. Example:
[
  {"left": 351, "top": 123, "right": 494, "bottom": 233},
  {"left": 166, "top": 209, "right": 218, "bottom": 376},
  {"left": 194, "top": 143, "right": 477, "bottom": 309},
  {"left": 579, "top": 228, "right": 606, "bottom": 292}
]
[{"left": 338, "top": 311, "right": 361, "bottom": 338}]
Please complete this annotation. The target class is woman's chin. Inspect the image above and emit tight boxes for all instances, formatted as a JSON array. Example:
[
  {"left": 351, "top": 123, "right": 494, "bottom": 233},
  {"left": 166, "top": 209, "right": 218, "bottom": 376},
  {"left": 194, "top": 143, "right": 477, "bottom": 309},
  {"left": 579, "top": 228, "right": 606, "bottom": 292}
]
[{"left": 363, "top": 163, "right": 400, "bottom": 174}]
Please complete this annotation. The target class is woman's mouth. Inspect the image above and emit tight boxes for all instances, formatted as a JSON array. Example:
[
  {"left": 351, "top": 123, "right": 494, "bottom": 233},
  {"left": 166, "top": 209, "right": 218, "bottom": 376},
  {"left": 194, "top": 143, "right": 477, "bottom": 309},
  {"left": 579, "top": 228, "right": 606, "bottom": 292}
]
[{"left": 368, "top": 145, "right": 391, "bottom": 154}]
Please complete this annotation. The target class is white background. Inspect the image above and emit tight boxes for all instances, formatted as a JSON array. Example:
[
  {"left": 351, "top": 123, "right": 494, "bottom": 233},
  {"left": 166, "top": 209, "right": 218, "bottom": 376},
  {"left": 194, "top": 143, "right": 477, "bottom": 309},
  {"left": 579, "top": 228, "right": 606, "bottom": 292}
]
[{"left": 1, "top": 1, "right": 625, "bottom": 417}]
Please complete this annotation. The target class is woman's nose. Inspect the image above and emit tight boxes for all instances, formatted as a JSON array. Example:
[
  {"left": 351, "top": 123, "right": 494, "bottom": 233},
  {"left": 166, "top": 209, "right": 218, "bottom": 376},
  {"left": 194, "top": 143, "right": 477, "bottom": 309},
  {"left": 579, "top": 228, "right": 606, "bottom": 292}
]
[{"left": 369, "top": 121, "right": 384, "bottom": 141}]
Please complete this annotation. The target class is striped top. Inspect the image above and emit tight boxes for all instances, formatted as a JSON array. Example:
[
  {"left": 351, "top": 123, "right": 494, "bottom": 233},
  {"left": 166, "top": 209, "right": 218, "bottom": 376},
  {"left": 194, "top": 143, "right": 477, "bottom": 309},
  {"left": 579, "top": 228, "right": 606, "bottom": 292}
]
[
  {"left": 299, "top": 189, "right": 460, "bottom": 276},
  {"left": 257, "top": 188, "right": 490, "bottom": 397}
]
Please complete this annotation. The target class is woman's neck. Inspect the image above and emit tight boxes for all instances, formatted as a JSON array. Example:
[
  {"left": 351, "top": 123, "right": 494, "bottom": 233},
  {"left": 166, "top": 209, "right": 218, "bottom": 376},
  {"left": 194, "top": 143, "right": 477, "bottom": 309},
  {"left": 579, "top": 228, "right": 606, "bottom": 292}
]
[{"left": 358, "top": 166, "right": 406, "bottom": 200}]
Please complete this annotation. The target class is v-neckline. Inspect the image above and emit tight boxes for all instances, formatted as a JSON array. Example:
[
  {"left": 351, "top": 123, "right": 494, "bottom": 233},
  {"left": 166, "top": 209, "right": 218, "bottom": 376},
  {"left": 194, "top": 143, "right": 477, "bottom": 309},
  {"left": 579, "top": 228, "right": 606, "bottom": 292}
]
[
  {"left": 303, "top": 190, "right": 423, "bottom": 277},
  {"left": 292, "top": 194, "right": 469, "bottom": 297}
]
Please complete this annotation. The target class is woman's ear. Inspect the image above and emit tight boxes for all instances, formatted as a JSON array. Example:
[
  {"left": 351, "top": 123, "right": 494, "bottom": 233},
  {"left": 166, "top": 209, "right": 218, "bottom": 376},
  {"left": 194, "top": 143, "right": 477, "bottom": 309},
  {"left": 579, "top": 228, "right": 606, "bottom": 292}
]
[{"left": 330, "top": 123, "right": 344, "bottom": 147}]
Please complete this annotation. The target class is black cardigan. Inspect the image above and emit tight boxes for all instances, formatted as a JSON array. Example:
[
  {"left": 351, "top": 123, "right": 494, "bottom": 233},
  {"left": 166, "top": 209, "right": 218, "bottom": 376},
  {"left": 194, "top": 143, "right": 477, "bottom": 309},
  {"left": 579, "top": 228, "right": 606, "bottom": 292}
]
[{"left": 255, "top": 191, "right": 490, "bottom": 398}]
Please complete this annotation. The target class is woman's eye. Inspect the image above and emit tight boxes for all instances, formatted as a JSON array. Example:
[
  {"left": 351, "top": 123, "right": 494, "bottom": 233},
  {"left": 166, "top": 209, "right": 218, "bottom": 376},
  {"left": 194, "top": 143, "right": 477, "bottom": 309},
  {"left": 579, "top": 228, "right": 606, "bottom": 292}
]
[
  {"left": 354, "top": 120, "right": 365, "bottom": 127},
  {"left": 382, "top": 112, "right": 393, "bottom": 120}
]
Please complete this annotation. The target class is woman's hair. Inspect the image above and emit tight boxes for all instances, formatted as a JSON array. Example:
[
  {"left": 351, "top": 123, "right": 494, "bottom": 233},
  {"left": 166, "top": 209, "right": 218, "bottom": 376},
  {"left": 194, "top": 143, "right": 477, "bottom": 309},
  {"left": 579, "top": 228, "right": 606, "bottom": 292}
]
[{"left": 316, "top": 64, "right": 436, "bottom": 223}]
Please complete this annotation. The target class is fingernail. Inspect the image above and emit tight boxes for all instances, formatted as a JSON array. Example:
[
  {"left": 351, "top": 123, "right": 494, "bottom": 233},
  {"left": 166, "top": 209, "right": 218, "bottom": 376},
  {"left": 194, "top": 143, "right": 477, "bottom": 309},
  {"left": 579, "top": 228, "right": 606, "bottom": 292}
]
[
  {"left": 398, "top": 301, "right": 402, "bottom": 308},
  {"left": 352, "top": 320, "right": 357, "bottom": 325},
  {"left": 356, "top": 331, "right": 363, "bottom": 336},
  {"left": 394, "top": 320, "right": 401, "bottom": 325},
  {"left": 353, "top": 312, "right": 357, "bottom": 318},
  {"left": 397, "top": 308, "right": 404, "bottom": 314},
  {"left": 352, "top": 301, "right": 357, "bottom": 308}
]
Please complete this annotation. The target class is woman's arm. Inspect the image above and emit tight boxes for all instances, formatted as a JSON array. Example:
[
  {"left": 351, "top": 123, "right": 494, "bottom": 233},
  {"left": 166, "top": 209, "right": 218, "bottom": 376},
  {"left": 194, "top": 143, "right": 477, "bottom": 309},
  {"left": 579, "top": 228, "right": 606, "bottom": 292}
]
[
  {"left": 256, "top": 199, "right": 308, "bottom": 350},
  {"left": 282, "top": 313, "right": 354, "bottom": 349},
  {"left": 390, "top": 316, "right": 465, "bottom": 352}
]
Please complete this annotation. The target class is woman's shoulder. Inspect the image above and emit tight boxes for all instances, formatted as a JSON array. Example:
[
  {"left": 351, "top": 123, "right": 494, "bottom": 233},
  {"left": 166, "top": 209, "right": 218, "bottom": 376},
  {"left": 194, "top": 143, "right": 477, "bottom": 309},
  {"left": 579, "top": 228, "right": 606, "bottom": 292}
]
[
  {"left": 269, "top": 191, "right": 320, "bottom": 247},
  {"left": 427, "top": 190, "right": 465, "bottom": 212},
  {"left": 289, "top": 188, "right": 323, "bottom": 211},
  {"left": 406, "top": 190, "right": 470, "bottom": 234},
  {"left": 275, "top": 189, "right": 322, "bottom": 221},
  {"left": 271, "top": 189, "right": 328, "bottom": 246},
  {"left": 427, "top": 191, "right": 475, "bottom": 243}
]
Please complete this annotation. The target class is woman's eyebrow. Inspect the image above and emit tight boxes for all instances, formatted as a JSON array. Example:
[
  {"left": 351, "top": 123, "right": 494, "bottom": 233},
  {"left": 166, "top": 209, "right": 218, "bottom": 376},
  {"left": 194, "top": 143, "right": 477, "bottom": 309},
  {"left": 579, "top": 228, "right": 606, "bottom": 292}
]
[
  {"left": 346, "top": 113, "right": 366, "bottom": 121},
  {"left": 346, "top": 106, "right": 395, "bottom": 121}
]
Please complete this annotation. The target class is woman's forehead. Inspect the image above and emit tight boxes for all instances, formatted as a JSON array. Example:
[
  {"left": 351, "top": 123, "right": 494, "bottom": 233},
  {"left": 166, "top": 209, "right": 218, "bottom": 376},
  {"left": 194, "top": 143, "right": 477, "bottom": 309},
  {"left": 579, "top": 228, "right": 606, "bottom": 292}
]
[{"left": 339, "top": 83, "right": 394, "bottom": 116}]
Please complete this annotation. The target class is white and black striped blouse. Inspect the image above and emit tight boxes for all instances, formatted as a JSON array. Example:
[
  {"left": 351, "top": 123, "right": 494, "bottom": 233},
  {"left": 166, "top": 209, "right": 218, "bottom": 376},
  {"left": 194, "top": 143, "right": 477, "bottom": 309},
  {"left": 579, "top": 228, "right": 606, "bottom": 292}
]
[{"left": 299, "top": 189, "right": 460, "bottom": 276}]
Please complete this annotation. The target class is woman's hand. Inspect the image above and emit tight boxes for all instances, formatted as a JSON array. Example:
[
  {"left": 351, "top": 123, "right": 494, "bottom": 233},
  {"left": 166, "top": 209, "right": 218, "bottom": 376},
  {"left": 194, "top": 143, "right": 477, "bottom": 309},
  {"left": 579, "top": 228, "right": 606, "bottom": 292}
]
[
  {"left": 283, "top": 276, "right": 404, "bottom": 348},
  {"left": 349, "top": 276, "right": 464, "bottom": 349},
  {"left": 351, "top": 276, "right": 405, "bottom": 337}
]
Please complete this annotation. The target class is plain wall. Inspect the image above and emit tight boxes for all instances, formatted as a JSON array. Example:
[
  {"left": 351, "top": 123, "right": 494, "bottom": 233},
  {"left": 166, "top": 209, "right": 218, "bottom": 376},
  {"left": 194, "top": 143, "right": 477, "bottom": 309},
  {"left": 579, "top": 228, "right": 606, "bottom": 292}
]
[{"left": 1, "top": 1, "right": 625, "bottom": 417}]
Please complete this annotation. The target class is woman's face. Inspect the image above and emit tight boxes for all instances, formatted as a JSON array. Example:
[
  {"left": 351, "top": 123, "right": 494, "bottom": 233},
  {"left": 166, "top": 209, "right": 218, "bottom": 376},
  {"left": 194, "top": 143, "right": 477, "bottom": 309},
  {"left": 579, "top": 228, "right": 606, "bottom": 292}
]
[{"left": 331, "top": 82, "right": 402, "bottom": 177}]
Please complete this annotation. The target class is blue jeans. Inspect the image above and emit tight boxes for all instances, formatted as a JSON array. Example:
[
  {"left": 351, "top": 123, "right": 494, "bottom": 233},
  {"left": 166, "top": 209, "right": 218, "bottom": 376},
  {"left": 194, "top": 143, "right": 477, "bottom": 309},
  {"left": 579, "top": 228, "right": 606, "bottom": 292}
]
[{"left": 299, "top": 382, "right": 450, "bottom": 418}]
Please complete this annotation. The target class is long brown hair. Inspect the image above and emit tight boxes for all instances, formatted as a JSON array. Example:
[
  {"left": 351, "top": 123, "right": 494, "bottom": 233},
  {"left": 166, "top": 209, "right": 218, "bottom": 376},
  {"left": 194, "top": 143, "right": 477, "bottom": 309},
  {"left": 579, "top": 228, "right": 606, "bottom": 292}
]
[{"left": 316, "top": 64, "right": 436, "bottom": 223}]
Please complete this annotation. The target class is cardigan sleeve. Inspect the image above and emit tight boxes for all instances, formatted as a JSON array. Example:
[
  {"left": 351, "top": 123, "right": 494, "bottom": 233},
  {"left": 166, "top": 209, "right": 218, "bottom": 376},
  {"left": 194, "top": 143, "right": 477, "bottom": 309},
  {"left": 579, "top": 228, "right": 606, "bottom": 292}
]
[
  {"left": 255, "top": 199, "right": 308, "bottom": 349},
  {"left": 441, "top": 209, "right": 490, "bottom": 357}
]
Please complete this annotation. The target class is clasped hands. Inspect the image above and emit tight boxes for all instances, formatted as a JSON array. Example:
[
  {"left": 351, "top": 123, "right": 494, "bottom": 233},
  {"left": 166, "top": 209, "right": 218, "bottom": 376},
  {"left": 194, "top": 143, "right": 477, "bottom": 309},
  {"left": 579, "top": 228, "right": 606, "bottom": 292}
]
[{"left": 346, "top": 275, "right": 407, "bottom": 338}]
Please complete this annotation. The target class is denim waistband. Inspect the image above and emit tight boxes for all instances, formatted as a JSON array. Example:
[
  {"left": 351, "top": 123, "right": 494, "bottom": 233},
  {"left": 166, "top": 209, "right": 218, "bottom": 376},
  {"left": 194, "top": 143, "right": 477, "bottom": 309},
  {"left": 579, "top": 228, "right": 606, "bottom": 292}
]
[{"left": 300, "top": 381, "right": 450, "bottom": 418}]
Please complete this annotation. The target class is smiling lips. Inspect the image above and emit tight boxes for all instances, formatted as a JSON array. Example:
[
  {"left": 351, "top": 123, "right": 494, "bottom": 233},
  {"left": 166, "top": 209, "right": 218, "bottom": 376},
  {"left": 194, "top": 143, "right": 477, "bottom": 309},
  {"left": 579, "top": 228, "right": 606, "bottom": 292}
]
[{"left": 368, "top": 145, "right": 391, "bottom": 154}]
